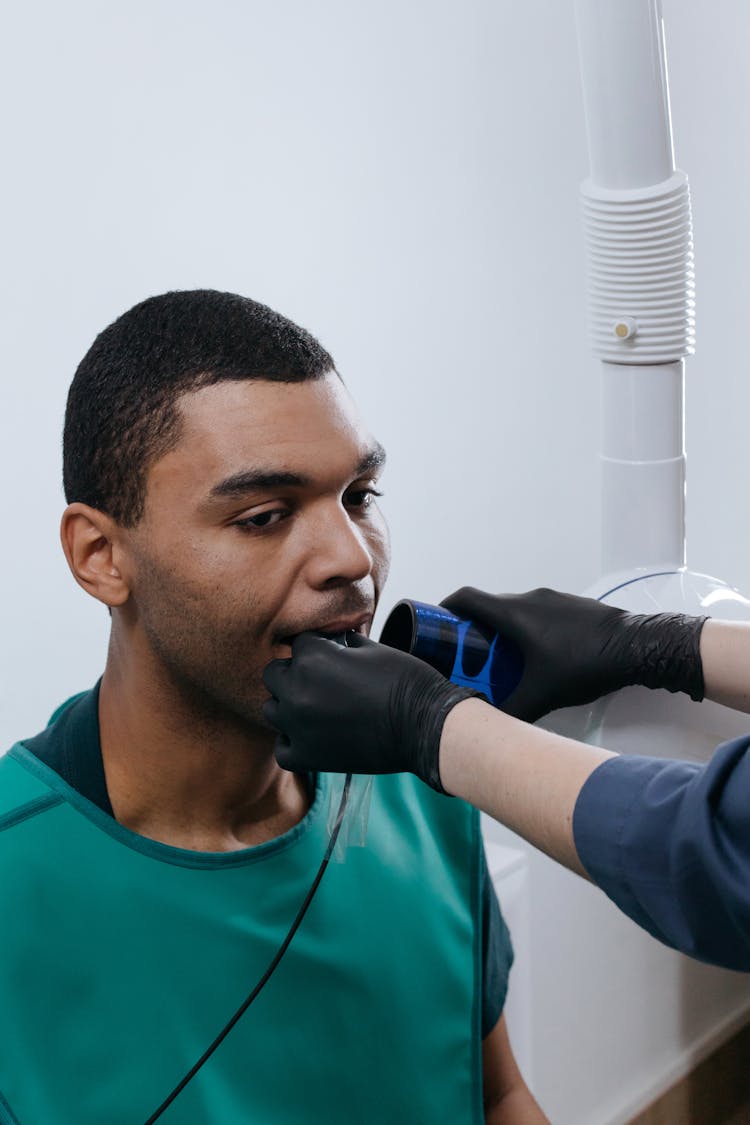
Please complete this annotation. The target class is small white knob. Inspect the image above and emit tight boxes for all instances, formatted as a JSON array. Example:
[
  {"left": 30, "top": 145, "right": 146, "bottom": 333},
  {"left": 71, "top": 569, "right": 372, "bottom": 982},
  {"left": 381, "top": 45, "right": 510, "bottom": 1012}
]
[{"left": 612, "top": 317, "right": 638, "bottom": 341}]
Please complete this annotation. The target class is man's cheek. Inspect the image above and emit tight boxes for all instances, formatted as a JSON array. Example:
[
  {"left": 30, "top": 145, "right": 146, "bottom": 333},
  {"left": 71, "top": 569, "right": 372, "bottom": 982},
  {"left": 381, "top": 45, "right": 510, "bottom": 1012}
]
[{"left": 371, "top": 518, "right": 392, "bottom": 588}]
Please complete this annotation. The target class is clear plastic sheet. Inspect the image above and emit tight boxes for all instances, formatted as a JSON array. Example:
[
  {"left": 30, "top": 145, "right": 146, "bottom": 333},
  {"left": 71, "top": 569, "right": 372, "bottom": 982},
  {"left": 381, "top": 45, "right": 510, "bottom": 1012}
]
[{"left": 326, "top": 773, "right": 374, "bottom": 862}]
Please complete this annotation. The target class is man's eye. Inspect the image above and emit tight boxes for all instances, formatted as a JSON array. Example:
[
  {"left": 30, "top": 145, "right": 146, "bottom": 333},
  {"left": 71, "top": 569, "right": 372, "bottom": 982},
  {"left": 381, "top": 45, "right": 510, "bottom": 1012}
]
[
  {"left": 233, "top": 510, "right": 287, "bottom": 531},
  {"left": 346, "top": 488, "right": 383, "bottom": 510}
]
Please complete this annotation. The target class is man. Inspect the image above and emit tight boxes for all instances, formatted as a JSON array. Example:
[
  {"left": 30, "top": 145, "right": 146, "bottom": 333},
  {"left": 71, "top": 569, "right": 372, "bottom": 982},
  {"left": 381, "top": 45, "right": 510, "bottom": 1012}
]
[{"left": 0, "top": 291, "right": 543, "bottom": 1123}]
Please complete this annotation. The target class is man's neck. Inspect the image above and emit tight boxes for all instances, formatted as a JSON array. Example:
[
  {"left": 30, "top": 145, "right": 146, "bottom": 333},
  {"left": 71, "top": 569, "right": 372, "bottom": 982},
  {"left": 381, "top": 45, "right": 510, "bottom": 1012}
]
[{"left": 97, "top": 659, "right": 312, "bottom": 853}]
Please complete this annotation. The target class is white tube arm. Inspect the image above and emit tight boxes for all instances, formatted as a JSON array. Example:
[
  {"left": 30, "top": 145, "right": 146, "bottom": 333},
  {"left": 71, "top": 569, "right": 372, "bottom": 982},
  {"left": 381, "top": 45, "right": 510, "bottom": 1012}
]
[{"left": 575, "top": 0, "right": 693, "bottom": 571}]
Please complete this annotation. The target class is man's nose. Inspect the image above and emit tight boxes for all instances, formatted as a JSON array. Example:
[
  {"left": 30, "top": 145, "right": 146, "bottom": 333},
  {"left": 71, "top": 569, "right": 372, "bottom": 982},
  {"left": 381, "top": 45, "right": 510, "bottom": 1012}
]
[{"left": 305, "top": 503, "right": 373, "bottom": 588}]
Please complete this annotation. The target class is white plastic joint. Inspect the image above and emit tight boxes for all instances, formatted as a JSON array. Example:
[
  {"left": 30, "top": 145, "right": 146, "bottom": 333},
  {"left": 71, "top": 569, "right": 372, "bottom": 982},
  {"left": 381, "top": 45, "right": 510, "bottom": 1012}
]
[
  {"left": 580, "top": 170, "right": 695, "bottom": 364},
  {"left": 612, "top": 317, "right": 638, "bottom": 340}
]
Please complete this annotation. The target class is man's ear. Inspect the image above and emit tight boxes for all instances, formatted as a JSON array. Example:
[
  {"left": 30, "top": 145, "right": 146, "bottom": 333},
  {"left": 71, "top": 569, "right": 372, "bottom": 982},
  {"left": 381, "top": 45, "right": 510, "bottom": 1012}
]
[{"left": 60, "top": 503, "right": 131, "bottom": 608}]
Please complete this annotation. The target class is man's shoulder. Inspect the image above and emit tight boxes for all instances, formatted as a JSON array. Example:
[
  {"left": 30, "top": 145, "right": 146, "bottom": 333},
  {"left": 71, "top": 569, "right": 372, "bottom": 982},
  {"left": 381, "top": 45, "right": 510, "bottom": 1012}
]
[
  {"left": 0, "top": 689, "right": 96, "bottom": 832},
  {"left": 0, "top": 747, "right": 62, "bottom": 830}
]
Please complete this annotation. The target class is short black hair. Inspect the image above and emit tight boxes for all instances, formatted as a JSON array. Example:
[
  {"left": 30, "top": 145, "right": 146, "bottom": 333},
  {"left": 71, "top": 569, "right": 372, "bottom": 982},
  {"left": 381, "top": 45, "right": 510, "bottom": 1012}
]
[{"left": 62, "top": 289, "right": 335, "bottom": 527}]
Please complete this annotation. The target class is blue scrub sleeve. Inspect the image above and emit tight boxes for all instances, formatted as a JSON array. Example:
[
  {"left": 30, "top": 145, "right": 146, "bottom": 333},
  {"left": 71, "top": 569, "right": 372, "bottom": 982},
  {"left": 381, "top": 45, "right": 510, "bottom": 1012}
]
[{"left": 573, "top": 734, "right": 750, "bottom": 970}]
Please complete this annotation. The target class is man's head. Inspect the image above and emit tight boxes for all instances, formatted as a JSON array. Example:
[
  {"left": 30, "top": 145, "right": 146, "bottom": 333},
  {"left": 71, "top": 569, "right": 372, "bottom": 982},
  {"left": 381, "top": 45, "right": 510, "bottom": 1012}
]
[
  {"left": 63, "top": 289, "right": 338, "bottom": 527},
  {"left": 61, "top": 290, "right": 390, "bottom": 728}
]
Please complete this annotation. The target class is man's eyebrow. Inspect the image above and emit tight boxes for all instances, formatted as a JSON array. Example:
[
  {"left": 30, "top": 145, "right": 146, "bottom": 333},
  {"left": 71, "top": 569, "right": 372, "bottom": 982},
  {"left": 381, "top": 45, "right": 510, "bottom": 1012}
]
[
  {"left": 209, "top": 469, "right": 312, "bottom": 499},
  {"left": 208, "top": 443, "right": 386, "bottom": 501},
  {"left": 356, "top": 443, "right": 387, "bottom": 476}
]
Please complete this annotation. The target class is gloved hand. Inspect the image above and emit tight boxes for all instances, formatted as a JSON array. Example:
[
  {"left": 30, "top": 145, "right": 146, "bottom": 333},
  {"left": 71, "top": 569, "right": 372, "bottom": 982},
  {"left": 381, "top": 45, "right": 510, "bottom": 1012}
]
[
  {"left": 262, "top": 633, "right": 480, "bottom": 792},
  {"left": 441, "top": 586, "right": 708, "bottom": 723}
]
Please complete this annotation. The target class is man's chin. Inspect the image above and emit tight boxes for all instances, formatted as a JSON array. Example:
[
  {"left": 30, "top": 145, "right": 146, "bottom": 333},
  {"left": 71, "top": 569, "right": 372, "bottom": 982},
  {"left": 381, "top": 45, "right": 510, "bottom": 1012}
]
[{"left": 211, "top": 688, "right": 279, "bottom": 741}]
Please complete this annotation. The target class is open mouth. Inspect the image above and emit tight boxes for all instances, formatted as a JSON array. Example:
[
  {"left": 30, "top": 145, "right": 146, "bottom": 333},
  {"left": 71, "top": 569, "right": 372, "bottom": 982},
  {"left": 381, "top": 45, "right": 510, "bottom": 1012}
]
[
  {"left": 316, "top": 627, "right": 362, "bottom": 645},
  {"left": 277, "top": 618, "right": 370, "bottom": 649}
]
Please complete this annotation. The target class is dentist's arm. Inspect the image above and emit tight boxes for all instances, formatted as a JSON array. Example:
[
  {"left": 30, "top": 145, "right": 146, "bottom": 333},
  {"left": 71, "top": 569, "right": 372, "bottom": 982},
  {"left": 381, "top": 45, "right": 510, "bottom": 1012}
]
[
  {"left": 699, "top": 619, "right": 750, "bottom": 712},
  {"left": 438, "top": 698, "right": 612, "bottom": 877},
  {"left": 263, "top": 596, "right": 750, "bottom": 968},
  {"left": 441, "top": 692, "right": 750, "bottom": 969},
  {"left": 435, "top": 591, "right": 750, "bottom": 961}
]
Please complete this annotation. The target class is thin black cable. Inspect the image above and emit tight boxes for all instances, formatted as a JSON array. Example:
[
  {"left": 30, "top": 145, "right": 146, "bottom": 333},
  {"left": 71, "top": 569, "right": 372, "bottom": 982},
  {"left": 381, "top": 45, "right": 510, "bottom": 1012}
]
[{"left": 143, "top": 773, "right": 352, "bottom": 1125}]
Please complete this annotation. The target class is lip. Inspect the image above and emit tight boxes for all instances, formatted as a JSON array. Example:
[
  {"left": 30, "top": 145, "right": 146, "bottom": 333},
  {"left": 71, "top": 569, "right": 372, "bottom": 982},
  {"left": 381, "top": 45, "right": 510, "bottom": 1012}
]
[
  {"left": 277, "top": 613, "right": 371, "bottom": 645},
  {"left": 314, "top": 614, "right": 371, "bottom": 636}
]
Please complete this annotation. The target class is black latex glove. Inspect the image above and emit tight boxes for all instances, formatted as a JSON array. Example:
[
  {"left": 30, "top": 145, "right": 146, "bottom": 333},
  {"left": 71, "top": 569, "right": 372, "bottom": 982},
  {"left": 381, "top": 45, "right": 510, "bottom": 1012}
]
[
  {"left": 262, "top": 632, "right": 479, "bottom": 793},
  {"left": 441, "top": 586, "right": 708, "bottom": 724}
]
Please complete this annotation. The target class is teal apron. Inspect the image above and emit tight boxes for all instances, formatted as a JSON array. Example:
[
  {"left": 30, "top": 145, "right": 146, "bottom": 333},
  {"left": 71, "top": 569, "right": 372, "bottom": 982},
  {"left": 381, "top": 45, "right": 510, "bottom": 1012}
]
[{"left": 0, "top": 739, "right": 485, "bottom": 1124}]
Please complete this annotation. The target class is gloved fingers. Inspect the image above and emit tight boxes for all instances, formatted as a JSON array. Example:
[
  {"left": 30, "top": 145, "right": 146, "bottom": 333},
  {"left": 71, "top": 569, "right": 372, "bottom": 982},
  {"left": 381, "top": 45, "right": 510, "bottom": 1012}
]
[
  {"left": 497, "top": 685, "right": 547, "bottom": 725},
  {"left": 262, "top": 656, "right": 291, "bottom": 697},
  {"left": 439, "top": 586, "right": 491, "bottom": 615},
  {"left": 262, "top": 697, "right": 284, "bottom": 731},
  {"left": 290, "top": 632, "right": 344, "bottom": 659},
  {"left": 289, "top": 631, "right": 380, "bottom": 665},
  {"left": 273, "top": 735, "right": 298, "bottom": 772},
  {"left": 342, "top": 632, "right": 379, "bottom": 650},
  {"left": 440, "top": 586, "right": 576, "bottom": 648},
  {"left": 440, "top": 586, "right": 527, "bottom": 640}
]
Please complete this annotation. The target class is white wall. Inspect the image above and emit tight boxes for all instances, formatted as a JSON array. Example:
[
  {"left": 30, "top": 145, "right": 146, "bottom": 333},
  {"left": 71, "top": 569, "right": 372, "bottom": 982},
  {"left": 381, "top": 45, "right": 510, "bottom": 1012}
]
[{"left": 1, "top": 1, "right": 749, "bottom": 1120}]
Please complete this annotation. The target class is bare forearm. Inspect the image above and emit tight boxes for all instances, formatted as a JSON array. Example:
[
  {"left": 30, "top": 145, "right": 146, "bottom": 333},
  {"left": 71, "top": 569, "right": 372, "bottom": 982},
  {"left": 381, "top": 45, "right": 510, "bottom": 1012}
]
[
  {"left": 482, "top": 1014, "right": 549, "bottom": 1123},
  {"left": 700, "top": 619, "right": 750, "bottom": 713},
  {"left": 485, "top": 1088, "right": 549, "bottom": 1125},
  {"left": 439, "top": 699, "right": 614, "bottom": 876}
]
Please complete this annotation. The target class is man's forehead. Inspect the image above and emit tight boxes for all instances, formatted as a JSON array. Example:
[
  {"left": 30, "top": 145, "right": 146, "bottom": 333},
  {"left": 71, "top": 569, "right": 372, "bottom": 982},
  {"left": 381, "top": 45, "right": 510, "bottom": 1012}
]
[
  {"left": 151, "top": 375, "right": 384, "bottom": 498},
  {"left": 176, "top": 374, "right": 363, "bottom": 440}
]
